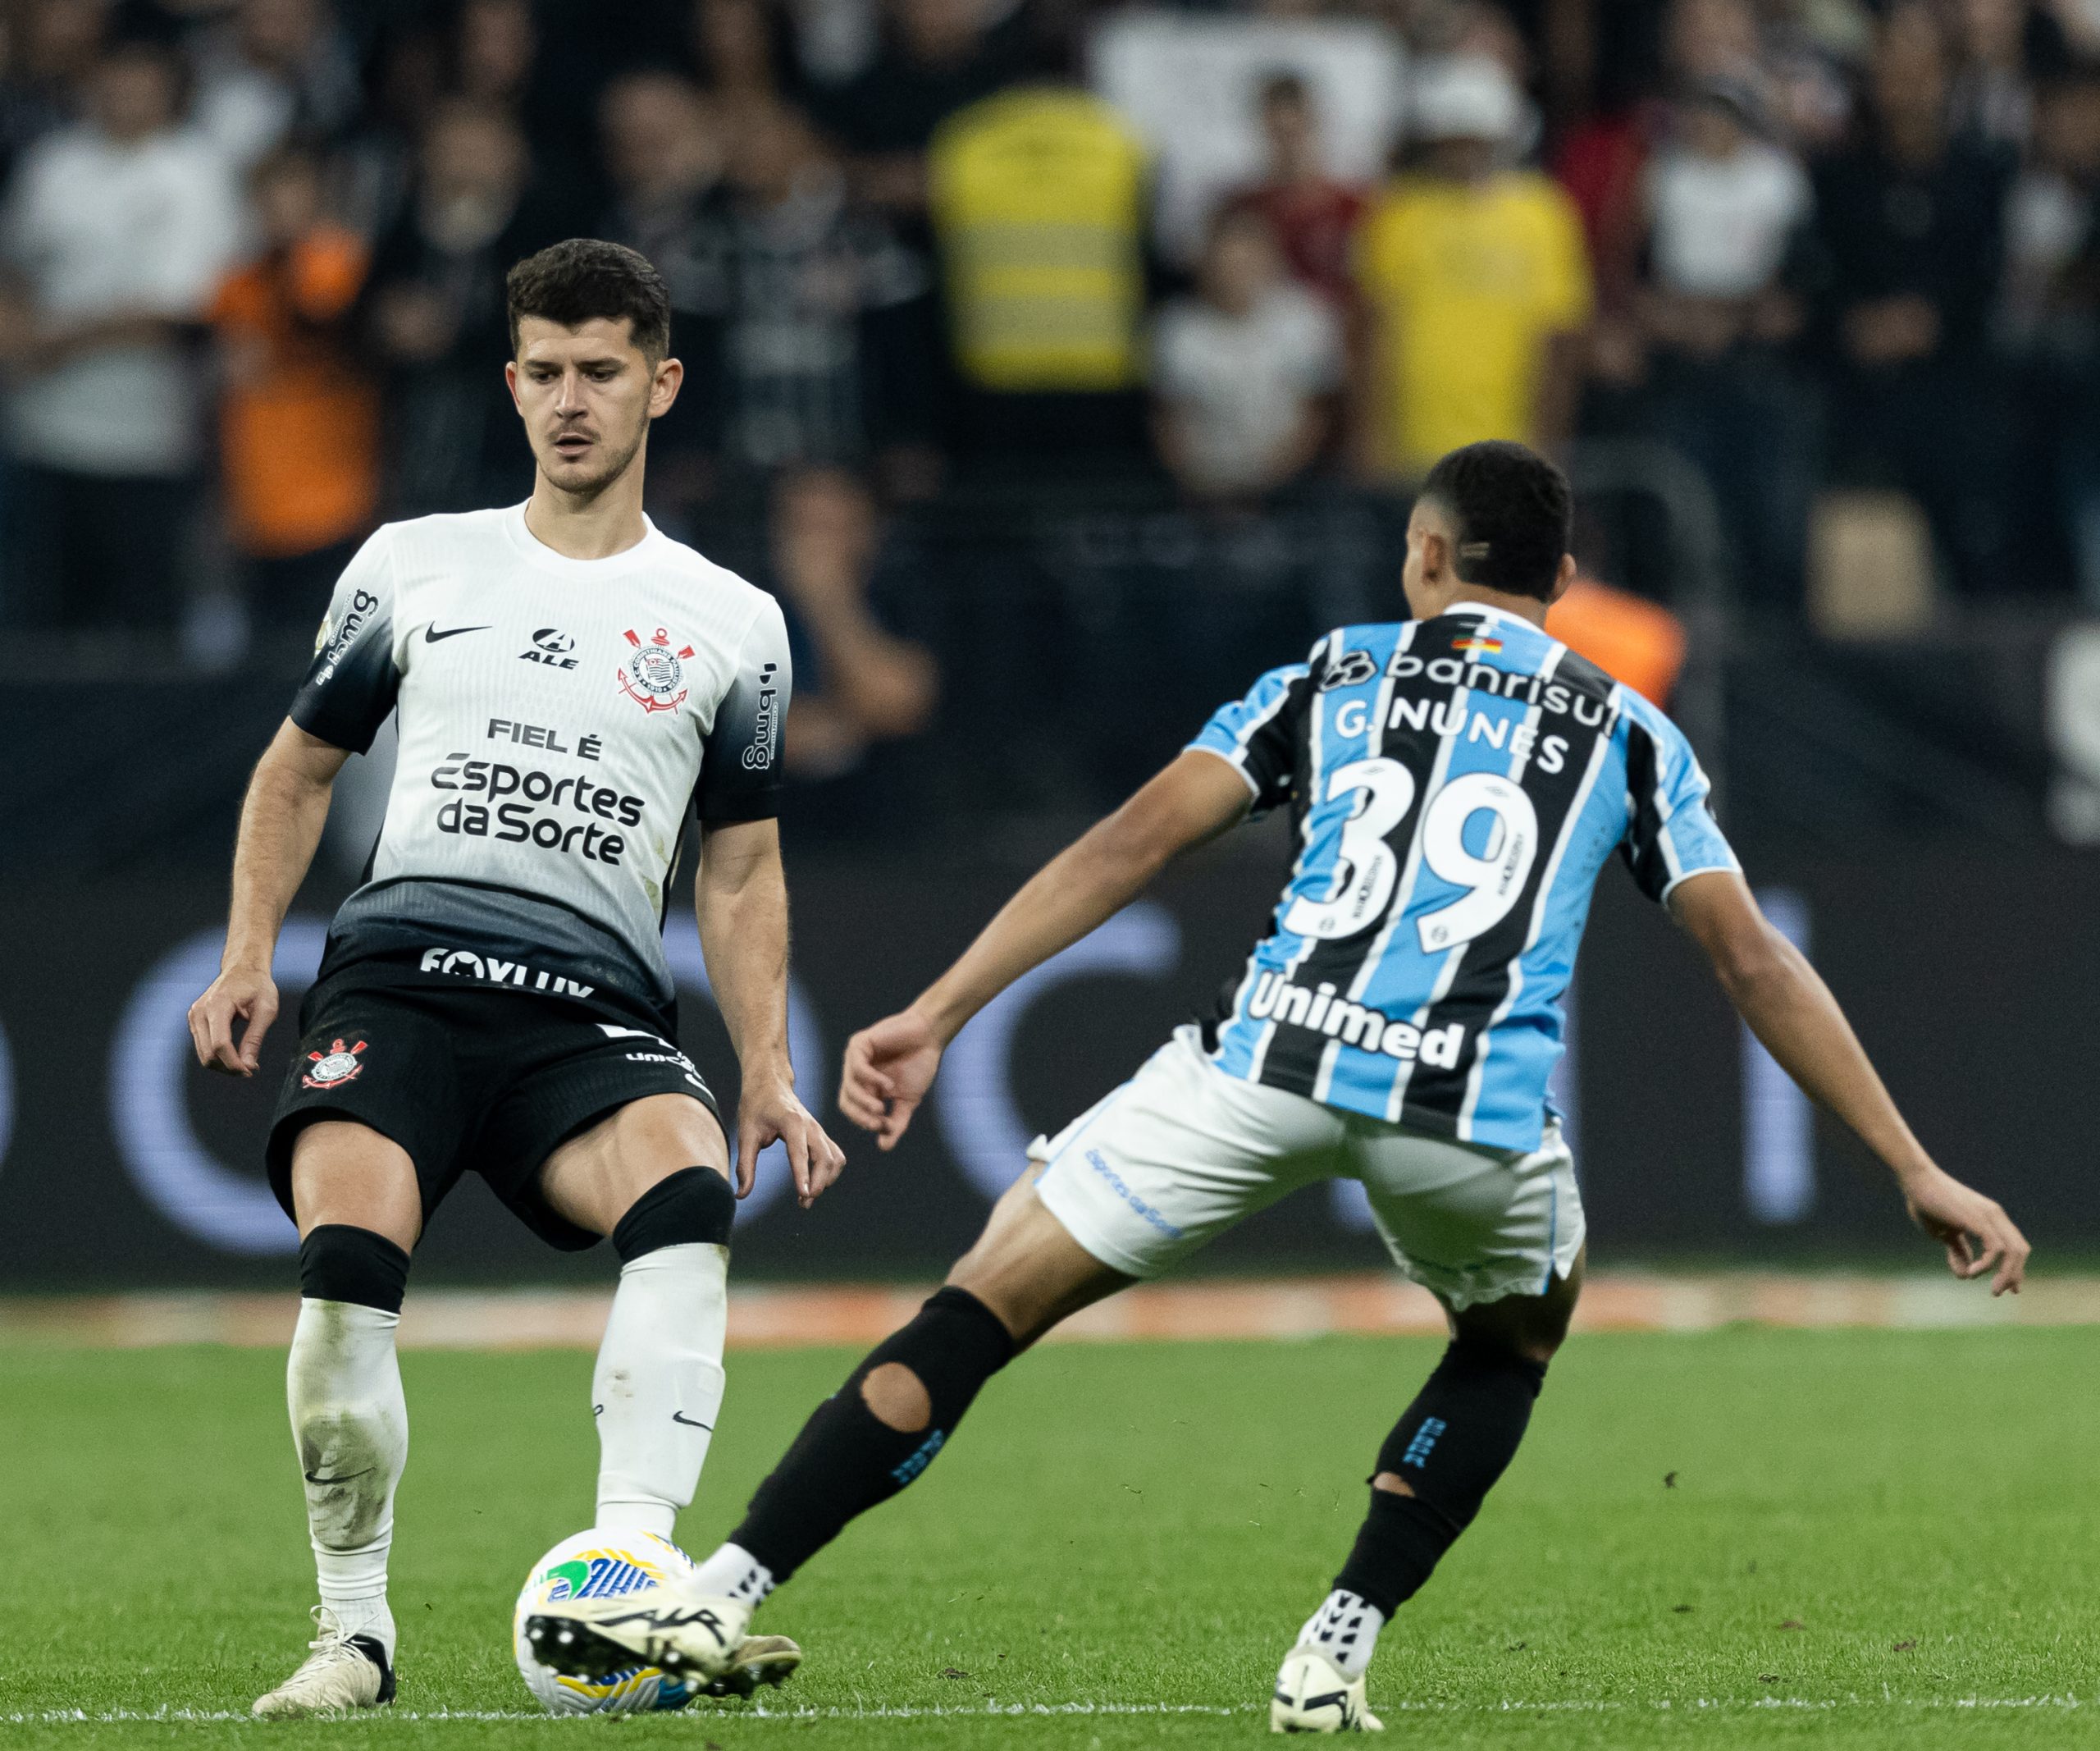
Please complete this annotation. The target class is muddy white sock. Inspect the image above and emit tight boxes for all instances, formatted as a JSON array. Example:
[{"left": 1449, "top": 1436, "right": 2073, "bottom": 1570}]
[
  {"left": 593, "top": 1243, "right": 728, "bottom": 1538},
  {"left": 287, "top": 1299, "right": 407, "bottom": 1662},
  {"left": 1299, "top": 1588, "right": 1386, "bottom": 1679},
  {"left": 689, "top": 1541, "right": 774, "bottom": 1606}
]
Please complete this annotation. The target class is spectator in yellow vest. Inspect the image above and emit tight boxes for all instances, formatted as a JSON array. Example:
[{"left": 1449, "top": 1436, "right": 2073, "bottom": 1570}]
[
  {"left": 1354, "top": 56, "right": 1592, "bottom": 478},
  {"left": 928, "top": 85, "right": 1149, "bottom": 464}
]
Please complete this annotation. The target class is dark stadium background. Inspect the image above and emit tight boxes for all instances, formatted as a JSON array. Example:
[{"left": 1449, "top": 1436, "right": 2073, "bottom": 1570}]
[{"left": 1, "top": 0, "right": 2096, "bottom": 1284}]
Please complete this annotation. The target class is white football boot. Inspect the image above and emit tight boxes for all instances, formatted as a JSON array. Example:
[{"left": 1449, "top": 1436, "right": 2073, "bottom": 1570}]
[
  {"left": 1270, "top": 1645, "right": 1383, "bottom": 1733},
  {"left": 251, "top": 1607, "right": 395, "bottom": 1718},
  {"left": 524, "top": 1584, "right": 751, "bottom": 1685}
]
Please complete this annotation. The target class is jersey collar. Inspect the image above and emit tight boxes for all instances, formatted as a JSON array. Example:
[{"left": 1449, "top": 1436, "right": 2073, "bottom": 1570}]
[
  {"left": 503, "top": 501, "right": 666, "bottom": 579},
  {"left": 1439, "top": 599, "right": 1547, "bottom": 636}
]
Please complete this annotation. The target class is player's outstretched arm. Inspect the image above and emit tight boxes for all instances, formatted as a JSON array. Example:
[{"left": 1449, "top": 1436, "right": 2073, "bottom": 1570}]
[
  {"left": 1669, "top": 869, "right": 2030, "bottom": 1294},
  {"left": 188, "top": 720, "right": 351, "bottom": 1077},
  {"left": 696, "top": 816, "right": 847, "bottom": 1207},
  {"left": 838, "top": 749, "right": 1254, "bottom": 1150}
]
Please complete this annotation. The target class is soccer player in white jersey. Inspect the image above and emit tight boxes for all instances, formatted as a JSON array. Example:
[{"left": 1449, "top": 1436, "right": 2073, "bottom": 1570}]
[
  {"left": 525, "top": 441, "right": 2029, "bottom": 1729},
  {"left": 185, "top": 240, "right": 846, "bottom": 1717}
]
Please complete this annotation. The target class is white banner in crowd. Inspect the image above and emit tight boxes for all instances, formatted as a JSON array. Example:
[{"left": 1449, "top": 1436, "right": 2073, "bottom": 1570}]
[{"left": 1089, "top": 11, "right": 1408, "bottom": 265}]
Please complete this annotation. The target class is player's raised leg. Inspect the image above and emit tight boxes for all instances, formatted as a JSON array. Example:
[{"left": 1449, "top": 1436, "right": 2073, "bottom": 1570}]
[
  {"left": 698, "top": 1170, "right": 1126, "bottom": 1600},
  {"left": 251, "top": 1122, "right": 420, "bottom": 1720},
  {"left": 524, "top": 1170, "right": 1129, "bottom": 1681}
]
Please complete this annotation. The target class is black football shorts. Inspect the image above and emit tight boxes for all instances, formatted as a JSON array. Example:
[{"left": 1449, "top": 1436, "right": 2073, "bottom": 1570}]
[{"left": 267, "top": 982, "right": 723, "bottom": 1250}]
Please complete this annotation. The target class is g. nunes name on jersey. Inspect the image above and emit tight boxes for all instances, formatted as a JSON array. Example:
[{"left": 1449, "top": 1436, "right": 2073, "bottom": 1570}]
[{"left": 430, "top": 722, "right": 644, "bottom": 866}]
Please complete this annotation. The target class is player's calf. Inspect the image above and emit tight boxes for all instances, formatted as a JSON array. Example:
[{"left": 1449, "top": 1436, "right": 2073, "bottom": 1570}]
[
  {"left": 1278, "top": 1328, "right": 1556, "bottom": 1725},
  {"left": 591, "top": 1166, "right": 737, "bottom": 1537},
  {"left": 280, "top": 1223, "right": 411, "bottom": 1685},
  {"left": 717, "top": 1285, "right": 1018, "bottom": 1593}
]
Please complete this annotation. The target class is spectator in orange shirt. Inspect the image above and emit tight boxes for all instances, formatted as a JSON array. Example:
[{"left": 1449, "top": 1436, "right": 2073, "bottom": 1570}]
[{"left": 210, "top": 143, "right": 377, "bottom": 625}]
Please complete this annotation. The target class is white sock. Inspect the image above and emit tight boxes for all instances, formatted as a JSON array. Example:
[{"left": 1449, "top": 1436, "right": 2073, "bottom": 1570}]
[
  {"left": 286, "top": 1298, "right": 407, "bottom": 1662},
  {"left": 689, "top": 1541, "right": 774, "bottom": 1607},
  {"left": 1298, "top": 1589, "right": 1386, "bottom": 1679},
  {"left": 593, "top": 1243, "right": 728, "bottom": 1539}
]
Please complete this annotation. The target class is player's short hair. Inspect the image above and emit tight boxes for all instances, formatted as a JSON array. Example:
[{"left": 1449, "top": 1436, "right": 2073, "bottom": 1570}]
[
  {"left": 1417, "top": 441, "right": 1572, "bottom": 601},
  {"left": 505, "top": 238, "right": 672, "bottom": 362}
]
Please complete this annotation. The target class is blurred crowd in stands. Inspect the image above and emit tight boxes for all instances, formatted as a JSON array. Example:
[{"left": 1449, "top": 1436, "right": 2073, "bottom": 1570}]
[{"left": 3, "top": 0, "right": 2100, "bottom": 746}]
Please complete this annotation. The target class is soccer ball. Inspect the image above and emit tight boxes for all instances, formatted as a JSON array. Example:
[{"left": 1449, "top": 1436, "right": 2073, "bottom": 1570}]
[{"left": 513, "top": 1529, "right": 700, "bottom": 1714}]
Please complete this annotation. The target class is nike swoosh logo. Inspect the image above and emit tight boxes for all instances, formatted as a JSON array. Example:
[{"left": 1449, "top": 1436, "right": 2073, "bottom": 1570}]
[
  {"left": 304, "top": 1466, "right": 375, "bottom": 1486},
  {"left": 671, "top": 1410, "right": 714, "bottom": 1429},
  {"left": 424, "top": 624, "right": 491, "bottom": 642}
]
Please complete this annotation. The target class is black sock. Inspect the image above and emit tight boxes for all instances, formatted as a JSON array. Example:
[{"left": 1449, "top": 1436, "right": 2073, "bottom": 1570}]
[
  {"left": 1332, "top": 1338, "right": 1548, "bottom": 1616},
  {"left": 732, "top": 1286, "right": 1016, "bottom": 1583}
]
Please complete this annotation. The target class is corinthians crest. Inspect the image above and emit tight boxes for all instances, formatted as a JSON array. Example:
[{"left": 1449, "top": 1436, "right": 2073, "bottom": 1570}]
[
  {"left": 301, "top": 1038, "right": 368, "bottom": 1089},
  {"left": 618, "top": 626, "right": 694, "bottom": 714}
]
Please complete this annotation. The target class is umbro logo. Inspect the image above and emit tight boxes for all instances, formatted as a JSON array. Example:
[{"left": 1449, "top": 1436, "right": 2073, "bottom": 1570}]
[
  {"left": 424, "top": 623, "right": 490, "bottom": 642},
  {"left": 1319, "top": 649, "right": 1378, "bottom": 691}
]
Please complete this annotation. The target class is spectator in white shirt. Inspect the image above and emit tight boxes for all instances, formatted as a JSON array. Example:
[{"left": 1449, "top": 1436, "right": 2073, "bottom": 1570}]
[
  {"left": 0, "top": 36, "right": 240, "bottom": 629},
  {"left": 1635, "top": 76, "right": 1816, "bottom": 610},
  {"left": 190, "top": 0, "right": 363, "bottom": 176},
  {"left": 1150, "top": 205, "right": 1342, "bottom": 501}
]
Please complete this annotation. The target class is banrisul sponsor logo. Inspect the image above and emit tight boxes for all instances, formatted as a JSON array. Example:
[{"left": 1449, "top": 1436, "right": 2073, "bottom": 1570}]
[
  {"left": 1385, "top": 647, "right": 1621, "bottom": 732},
  {"left": 1246, "top": 972, "right": 1465, "bottom": 1066}
]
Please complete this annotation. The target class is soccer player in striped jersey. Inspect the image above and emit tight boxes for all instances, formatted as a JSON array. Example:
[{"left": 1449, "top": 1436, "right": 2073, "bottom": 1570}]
[{"left": 525, "top": 441, "right": 2028, "bottom": 1731}]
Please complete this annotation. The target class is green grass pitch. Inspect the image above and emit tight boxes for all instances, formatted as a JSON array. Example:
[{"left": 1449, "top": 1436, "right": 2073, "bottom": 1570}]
[{"left": 2, "top": 1326, "right": 2095, "bottom": 1748}]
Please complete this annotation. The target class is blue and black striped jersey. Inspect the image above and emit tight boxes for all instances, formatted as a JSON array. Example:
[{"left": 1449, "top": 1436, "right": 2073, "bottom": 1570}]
[{"left": 1190, "top": 603, "right": 1737, "bottom": 1153}]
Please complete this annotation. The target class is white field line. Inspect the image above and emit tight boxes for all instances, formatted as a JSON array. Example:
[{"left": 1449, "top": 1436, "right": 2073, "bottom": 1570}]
[{"left": 5, "top": 1694, "right": 2093, "bottom": 1724}]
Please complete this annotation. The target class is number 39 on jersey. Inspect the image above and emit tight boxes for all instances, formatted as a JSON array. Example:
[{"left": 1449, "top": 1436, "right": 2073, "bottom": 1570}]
[{"left": 1193, "top": 608, "right": 1739, "bottom": 1152}]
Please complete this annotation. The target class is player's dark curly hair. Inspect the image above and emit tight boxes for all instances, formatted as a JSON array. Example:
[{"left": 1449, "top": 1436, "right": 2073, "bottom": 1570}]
[
  {"left": 1417, "top": 441, "right": 1572, "bottom": 602},
  {"left": 505, "top": 238, "right": 672, "bottom": 361}
]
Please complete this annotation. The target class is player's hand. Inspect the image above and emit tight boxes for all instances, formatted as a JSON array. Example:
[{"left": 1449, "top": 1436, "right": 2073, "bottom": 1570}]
[
  {"left": 1900, "top": 1163, "right": 2030, "bottom": 1296},
  {"left": 187, "top": 965, "right": 280, "bottom": 1078},
  {"left": 838, "top": 1008, "right": 944, "bottom": 1151},
  {"left": 735, "top": 1071, "right": 845, "bottom": 1209}
]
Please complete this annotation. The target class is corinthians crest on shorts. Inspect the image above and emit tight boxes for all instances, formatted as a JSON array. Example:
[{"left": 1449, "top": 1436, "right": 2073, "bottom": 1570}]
[
  {"left": 302, "top": 1038, "right": 368, "bottom": 1089},
  {"left": 618, "top": 627, "right": 694, "bottom": 714}
]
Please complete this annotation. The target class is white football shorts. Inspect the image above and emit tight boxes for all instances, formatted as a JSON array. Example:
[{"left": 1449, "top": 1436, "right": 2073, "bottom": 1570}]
[{"left": 1029, "top": 1025, "right": 1583, "bottom": 1310}]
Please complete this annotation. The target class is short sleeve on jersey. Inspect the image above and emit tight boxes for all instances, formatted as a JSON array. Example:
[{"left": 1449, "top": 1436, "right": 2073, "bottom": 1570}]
[
  {"left": 696, "top": 597, "right": 792, "bottom": 821},
  {"left": 1621, "top": 711, "right": 1739, "bottom": 903},
  {"left": 1188, "top": 656, "right": 1316, "bottom": 811},
  {"left": 290, "top": 528, "right": 401, "bottom": 754}
]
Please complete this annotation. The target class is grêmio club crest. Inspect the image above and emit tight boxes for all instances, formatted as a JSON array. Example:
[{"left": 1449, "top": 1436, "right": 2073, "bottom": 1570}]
[{"left": 618, "top": 626, "right": 693, "bottom": 714}]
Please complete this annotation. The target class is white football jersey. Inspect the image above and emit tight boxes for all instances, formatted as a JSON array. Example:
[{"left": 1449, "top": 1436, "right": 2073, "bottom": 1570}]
[{"left": 292, "top": 504, "right": 790, "bottom": 1027}]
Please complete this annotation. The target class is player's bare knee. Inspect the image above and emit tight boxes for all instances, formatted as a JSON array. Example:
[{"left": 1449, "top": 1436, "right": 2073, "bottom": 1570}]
[
  {"left": 860, "top": 1361, "right": 932, "bottom": 1432},
  {"left": 1371, "top": 1470, "right": 1416, "bottom": 1497},
  {"left": 1451, "top": 1289, "right": 1576, "bottom": 1367}
]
